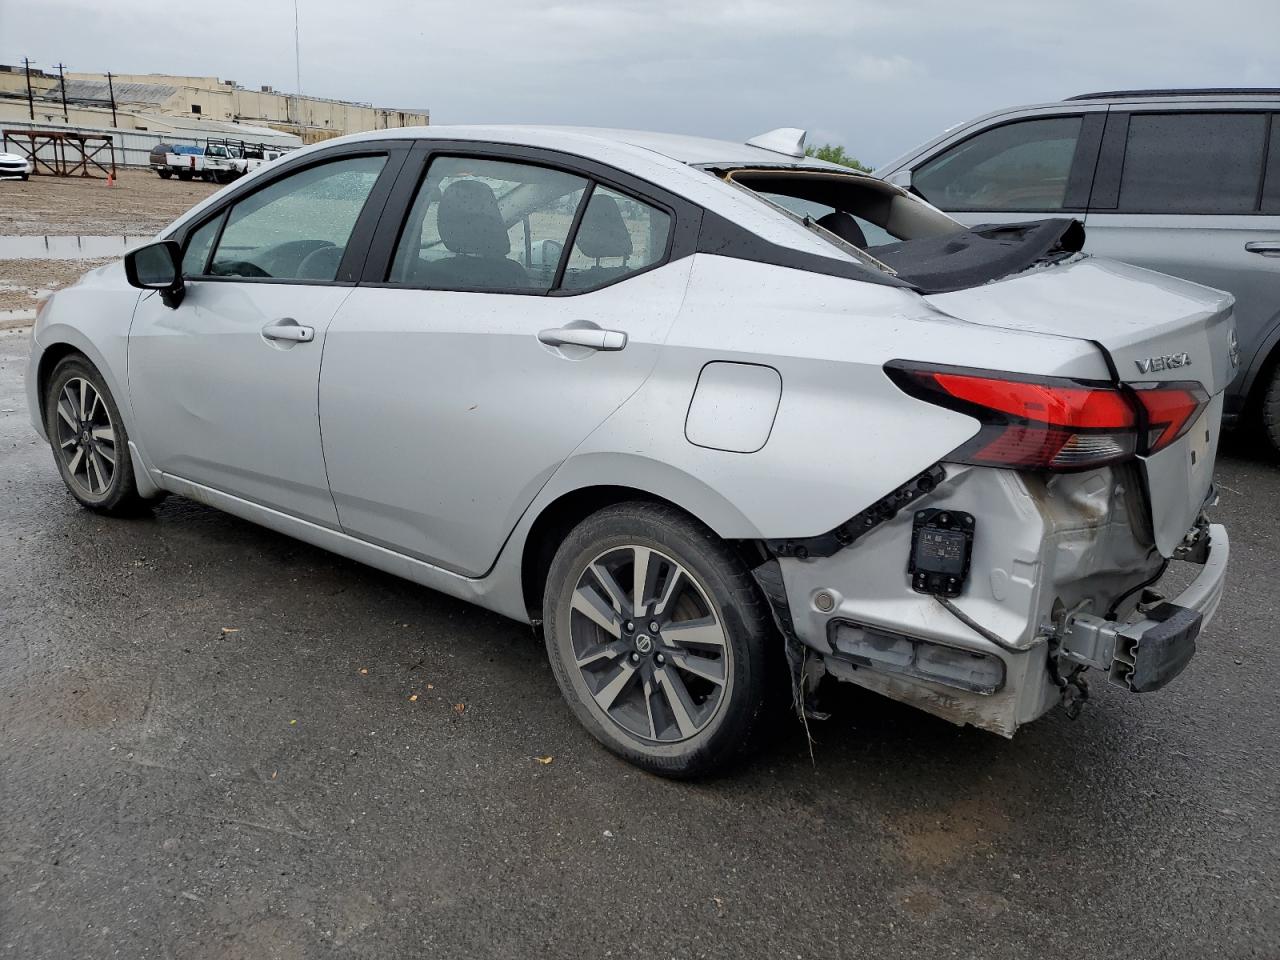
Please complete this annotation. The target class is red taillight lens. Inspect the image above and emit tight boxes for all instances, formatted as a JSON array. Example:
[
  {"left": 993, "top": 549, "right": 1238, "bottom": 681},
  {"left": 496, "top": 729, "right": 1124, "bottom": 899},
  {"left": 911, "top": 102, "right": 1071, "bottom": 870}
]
[
  {"left": 885, "top": 363, "right": 1206, "bottom": 472},
  {"left": 1131, "top": 383, "right": 1209, "bottom": 453}
]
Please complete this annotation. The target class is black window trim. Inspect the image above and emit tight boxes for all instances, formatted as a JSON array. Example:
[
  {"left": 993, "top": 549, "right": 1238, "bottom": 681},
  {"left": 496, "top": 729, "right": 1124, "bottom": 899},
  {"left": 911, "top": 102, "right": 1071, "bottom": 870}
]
[
  {"left": 911, "top": 112, "right": 1100, "bottom": 214},
  {"left": 166, "top": 140, "right": 411, "bottom": 287},
  {"left": 1091, "top": 108, "right": 1275, "bottom": 216},
  {"left": 359, "top": 139, "right": 702, "bottom": 298}
]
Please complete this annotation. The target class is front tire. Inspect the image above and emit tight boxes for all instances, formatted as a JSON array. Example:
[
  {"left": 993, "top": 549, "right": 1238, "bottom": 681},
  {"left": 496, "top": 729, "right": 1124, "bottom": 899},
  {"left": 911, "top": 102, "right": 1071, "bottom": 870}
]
[
  {"left": 1261, "top": 366, "right": 1280, "bottom": 457},
  {"left": 157, "top": 169, "right": 172, "bottom": 180},
  {"left": 542, "top": 502, "right": 773, "bottom": 778},
  {"left": 44, "top": 355, "right": 147, "bottom": 515}
]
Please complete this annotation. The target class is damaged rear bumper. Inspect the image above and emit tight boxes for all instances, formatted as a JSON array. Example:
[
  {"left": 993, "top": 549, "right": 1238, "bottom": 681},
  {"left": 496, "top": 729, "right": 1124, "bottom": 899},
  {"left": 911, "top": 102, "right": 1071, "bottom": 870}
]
[
  {"left": 1056, "top": 524, "right": 1227, "bottom": 692},
  {"left": 765, "top": 464, "right": 1223, "bottom": 737}
]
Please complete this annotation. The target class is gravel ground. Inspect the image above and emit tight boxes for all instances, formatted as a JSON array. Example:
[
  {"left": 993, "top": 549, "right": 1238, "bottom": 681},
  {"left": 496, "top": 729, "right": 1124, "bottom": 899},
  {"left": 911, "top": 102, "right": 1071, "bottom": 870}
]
[
  {"left": 0, "top": 171, "right": 216, "bottom": 320},
  {"left": 1, "top": 326, "right": 1278, "bottom": 959},
  {"left": 0, "top": 169, "right": 217, "bottom": 236}
]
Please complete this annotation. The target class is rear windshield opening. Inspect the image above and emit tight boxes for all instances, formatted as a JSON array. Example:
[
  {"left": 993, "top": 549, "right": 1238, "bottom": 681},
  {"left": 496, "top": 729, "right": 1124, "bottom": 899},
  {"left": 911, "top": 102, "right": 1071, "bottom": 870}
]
[
  {"left": 724, "top": 169, "right": 961, "bottom": 250},
  {"left": 725, "top": 168, "right": 1086, "bottom": 294}
]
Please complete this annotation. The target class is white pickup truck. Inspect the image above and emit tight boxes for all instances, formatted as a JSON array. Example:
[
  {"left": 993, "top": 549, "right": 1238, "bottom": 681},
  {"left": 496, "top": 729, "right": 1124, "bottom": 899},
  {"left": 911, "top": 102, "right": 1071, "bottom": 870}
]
[{"left": 150, "top": 141, "right": 291, "bottom": 184}]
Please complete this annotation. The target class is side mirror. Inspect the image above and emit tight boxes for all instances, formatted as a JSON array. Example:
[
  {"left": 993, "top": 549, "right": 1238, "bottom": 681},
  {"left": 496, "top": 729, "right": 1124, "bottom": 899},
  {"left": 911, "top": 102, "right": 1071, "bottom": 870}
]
[{"left": 125, "top": 240, "right": 185, "bottom": 308}]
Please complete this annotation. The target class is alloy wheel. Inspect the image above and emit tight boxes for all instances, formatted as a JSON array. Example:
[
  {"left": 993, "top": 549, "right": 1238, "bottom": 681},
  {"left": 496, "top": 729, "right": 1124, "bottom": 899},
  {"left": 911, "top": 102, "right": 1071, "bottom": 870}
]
[
  {"left": 568, "top": 544, "right": 731, "bottom": 743},
  {"left": 53, "top": 377, "right": 117, "bottom": 497}
]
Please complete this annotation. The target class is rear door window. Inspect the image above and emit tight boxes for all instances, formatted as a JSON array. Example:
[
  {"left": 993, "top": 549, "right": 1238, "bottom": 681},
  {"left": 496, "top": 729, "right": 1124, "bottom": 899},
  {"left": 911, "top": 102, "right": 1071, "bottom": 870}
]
[
  {"left": 560, "top": 186, "right": 671, "bottom": 292},
  {"left": 389, "top": 156, "right": 588, "bottom": 292},
  {"left": 1262, "top": 116, "right": 1280, "bottom": 213},
  {"left": 1116, "top": 112, "right": 1268, "bottom": 214},
  {"left": 914, "top": 116, "right": 1084, "bottom": 212}
]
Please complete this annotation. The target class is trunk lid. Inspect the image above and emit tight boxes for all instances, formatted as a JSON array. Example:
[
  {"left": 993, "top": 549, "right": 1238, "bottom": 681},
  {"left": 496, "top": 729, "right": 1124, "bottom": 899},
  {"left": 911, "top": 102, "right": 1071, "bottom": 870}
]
[{"left": 922, "top": 256, "right": 1237, "bottom": 556}]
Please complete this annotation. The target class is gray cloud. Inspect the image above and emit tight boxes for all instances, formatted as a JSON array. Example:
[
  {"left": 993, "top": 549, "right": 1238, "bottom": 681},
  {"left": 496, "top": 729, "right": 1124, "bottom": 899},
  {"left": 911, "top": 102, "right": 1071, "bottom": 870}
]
[{"left": 2, "top": 0, "right": 1276, "bottom": 166}]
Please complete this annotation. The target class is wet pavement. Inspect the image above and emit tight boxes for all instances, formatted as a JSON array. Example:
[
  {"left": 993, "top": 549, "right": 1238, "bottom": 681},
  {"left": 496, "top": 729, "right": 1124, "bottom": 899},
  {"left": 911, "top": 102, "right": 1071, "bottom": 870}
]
[{"left": 1, "top": 326, "right": 1277, "bottom": 959}]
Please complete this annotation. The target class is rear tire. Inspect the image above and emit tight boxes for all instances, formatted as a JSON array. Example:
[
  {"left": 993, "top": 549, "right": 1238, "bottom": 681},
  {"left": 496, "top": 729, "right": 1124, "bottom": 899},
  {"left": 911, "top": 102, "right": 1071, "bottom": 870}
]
[
  {"left": 542, "top": 502, "right": 773, "bottom": 778},
  {"left": 157, "top": 169, "right": 172, "bottom": 180},
  {"left": 44, "top": 355, "right": 148, "bottom": 516},
  {"left": 177, "top": 171, "right": 192, "bottom": 182},
  {"left": 1262, "top": 366, "right": 1280, "bottom": 457}
]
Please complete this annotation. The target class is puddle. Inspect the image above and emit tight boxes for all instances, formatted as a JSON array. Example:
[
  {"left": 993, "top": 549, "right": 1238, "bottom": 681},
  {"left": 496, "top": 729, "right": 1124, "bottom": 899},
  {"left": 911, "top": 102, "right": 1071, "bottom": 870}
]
[{"left": 0, "top": 235, "right": 150, "bottom": 261}]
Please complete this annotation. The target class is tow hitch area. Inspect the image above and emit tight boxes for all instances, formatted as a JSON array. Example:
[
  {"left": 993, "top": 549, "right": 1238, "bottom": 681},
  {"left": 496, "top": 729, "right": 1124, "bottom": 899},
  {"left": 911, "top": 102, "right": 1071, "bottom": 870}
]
[{"left": 1054, "top": 521, "right": 1228, "bottom": 693}]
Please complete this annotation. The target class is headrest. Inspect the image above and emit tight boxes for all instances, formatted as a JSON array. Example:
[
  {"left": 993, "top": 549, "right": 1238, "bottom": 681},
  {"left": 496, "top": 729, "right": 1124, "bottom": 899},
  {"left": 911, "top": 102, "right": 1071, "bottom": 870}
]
[
  {"left": 437, "top": 180, "right": 510, "bottom": 258},
  {"left": 816, "top": 210, "right": 868, "bottom": 248},
  {"left": 574, "top": 193, "right": 633, "bottom": 260}
]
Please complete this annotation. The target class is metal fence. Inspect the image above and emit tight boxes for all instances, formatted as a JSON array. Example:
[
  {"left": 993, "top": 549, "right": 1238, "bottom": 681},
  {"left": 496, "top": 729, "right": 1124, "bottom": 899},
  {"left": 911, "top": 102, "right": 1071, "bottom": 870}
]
[{"left": 1, "top": 120, "right": 291, "bottom": 169}]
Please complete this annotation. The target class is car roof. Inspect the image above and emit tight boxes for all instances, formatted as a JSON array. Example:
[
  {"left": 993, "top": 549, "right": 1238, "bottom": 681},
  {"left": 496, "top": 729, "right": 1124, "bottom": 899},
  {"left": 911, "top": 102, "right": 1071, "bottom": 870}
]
[{"left": 332, "top": 123, "right": 850, "bottom": 170}]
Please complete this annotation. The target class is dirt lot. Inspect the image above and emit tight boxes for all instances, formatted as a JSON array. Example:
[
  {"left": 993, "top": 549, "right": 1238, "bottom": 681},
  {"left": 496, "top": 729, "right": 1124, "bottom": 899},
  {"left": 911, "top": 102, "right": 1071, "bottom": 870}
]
[
  {"left": 0, "top": 170, "right": 218, "bottom": 321},
  {"left": 0, "top": 168, "right": 217, "bottom": 235}
]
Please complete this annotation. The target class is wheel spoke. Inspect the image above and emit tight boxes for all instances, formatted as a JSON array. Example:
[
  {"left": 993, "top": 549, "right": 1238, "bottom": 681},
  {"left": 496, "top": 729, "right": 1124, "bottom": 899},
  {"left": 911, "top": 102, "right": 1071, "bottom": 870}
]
[
  {"left": 575, "top": 639, "right": 628, "bottom": 668},
  {"left": 88, "top": 451, "right": 105, "bottom": 493},
  {"left": 655, "top": 666, "right": 699, "bottom": 738},
  {"left": 86, "top": 386, "right": 101, "bottom": 421},
  {"left": 56, "top": 399, "right": 77, "bottom": 429},
  {"left": 641, "top": 671, "right": 658, "bottom": 739},
  {"left": 59, "top": 436, "right": 77, "bottom": 449},
  {"left": 589, "top": 562, "right": 630, "bottom": 617},
  {"left": 593, "top": 660, "right": 638, "bottom": 712},
  {"left": 67, "top": 446, "right": 84, "bottom": 476},
  {"left": 632, "top": 546, "right": 653, "bottom": 615},
  {"left": 662, "top": 616, "right": 727, "bottom": 651},
  {"left": 652, "top": 564, "right": 687, "bottom": 620},
  {"left": 77, "top": 380, "right": 88, "bottom": 420},
  {"left": 665, "top": 649, "right": 725, "bottom": 685},
  {"left": 91, "top": 426, "right": 115, "bottom": 444},
  {"left": 570, "top": 584, "right": 622, "bottom": 639},
  {"left": 94, "top": 443, "right": 115, "bottom": 465}
]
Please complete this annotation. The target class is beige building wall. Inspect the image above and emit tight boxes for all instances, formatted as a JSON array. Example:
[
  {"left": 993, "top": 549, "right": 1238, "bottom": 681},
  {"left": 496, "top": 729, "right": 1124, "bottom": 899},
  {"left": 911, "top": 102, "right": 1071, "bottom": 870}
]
[{"left": 0, "top": 68, "right": 426, "bottom": 143}]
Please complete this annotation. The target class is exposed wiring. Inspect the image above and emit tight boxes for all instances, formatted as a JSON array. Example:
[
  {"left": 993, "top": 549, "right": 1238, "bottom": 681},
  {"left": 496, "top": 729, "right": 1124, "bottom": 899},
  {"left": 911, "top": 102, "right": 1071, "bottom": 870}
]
[{"left": 934, "top": 595, "right": 1041, "bottom": 654}]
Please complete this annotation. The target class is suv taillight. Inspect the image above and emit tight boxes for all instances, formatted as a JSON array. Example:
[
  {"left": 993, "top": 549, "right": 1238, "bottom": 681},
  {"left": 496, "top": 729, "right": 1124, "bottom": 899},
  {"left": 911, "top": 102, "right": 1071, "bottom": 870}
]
[{"left": 886, "top": 362, "right": 1208, "bottom": 472}]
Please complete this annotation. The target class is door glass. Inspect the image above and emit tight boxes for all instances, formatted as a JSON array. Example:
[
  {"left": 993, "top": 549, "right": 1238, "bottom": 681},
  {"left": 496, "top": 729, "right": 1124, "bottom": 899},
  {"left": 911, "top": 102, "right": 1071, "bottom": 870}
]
[
  {"left": 914, "top": 116, "right": 1083, "bottom": 211},
  {"left": 181, "top": 213, "right": 223, "bottom": 277},
  {"left": 389, "top": 156, "right": 587, "bottom": 292},
  {"left": 560, "top": 186, "right": 671, "bottom": 291},
  {"left": 208, "top": 155, "right": 386, "bottom": 280},
  {"left": 1262, "top": 117, "right": 1280, "bottom": 213},
  {"left": 1118, "top": 113, "right": 1267, "bottom": 214}
]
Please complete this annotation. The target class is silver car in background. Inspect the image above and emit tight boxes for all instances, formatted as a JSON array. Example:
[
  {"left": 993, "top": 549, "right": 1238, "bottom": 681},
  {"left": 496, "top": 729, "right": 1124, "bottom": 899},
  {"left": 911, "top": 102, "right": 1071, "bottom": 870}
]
[
  {"left": 26, "top": 125, "right": 1232, "bottom": 777},
  {"left": 877, "top": 88, "right": 1280, "bottom": 448}
]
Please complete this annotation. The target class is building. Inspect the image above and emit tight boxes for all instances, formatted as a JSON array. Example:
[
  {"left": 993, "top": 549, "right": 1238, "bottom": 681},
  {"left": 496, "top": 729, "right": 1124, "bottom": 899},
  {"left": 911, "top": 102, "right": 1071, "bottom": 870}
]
[{"left": 0, "top": 65, "right": 428, "bottom": 144}]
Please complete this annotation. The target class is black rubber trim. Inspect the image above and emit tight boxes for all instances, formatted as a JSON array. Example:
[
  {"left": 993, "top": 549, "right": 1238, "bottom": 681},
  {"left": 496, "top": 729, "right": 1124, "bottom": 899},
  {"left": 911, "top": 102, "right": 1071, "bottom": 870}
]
[
  {"left": 765, "top": 465, "right": 946, "bottom": 560},
  {"left": 695, "top": 210, "right": 914, "bottom": 290}
]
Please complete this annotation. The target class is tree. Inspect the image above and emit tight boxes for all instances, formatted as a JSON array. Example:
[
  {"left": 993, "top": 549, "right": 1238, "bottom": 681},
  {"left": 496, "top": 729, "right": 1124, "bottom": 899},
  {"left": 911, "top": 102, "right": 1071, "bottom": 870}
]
[{"left": 803, "top": 143, "right": 871, "bottom": 173}]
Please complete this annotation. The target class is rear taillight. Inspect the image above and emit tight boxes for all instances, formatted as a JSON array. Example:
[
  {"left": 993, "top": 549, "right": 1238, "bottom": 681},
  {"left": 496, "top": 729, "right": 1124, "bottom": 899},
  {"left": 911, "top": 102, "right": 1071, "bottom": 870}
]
[
  {"left": 886, "top": 362, "right": 1209, "bottom": 472},
  {"left": 1130, "top": 382, "right": 1209, "bottom": 453}
]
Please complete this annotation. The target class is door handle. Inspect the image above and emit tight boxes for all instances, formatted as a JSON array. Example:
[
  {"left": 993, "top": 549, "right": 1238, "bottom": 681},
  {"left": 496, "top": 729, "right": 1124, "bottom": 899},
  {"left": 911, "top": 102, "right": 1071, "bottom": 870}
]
[
  {"left": 262, "top": 319, "right": 315, "bottom": 343},
  {"left": 537, "top": 326, "right": 627, "bottom": 351},
  {"left": 1244, "top": 241, "right": 1280, "bottom": 257}
]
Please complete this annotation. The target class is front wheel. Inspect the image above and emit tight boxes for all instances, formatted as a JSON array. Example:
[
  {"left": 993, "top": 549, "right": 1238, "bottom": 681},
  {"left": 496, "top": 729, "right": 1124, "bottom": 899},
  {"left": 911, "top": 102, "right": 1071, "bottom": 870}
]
[
  {"left": 542, "top": 502, "right": 773, "bottom": 778},
  {"left": 1262, "top": 366, "right": 1280, "bottom": 457},
  {"left": 44, "top": 355, "right": 148, "bottom": 515},
  {"left": 157, "top": 169, "right": 172, "bottom": 180}
]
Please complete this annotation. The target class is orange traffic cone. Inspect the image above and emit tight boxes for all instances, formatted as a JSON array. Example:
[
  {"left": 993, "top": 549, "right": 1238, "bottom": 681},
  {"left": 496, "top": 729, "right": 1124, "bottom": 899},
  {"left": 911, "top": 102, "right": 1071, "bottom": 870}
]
[{"left": 106, "top": 171, "right": 115, "bottom": 187}]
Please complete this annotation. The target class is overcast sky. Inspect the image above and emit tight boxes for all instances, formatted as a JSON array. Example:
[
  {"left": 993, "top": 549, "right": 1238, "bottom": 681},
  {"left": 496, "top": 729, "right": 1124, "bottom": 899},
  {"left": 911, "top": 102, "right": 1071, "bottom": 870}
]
[{"left": 2, "top": 0, "right": 1277, "bottom": 167}]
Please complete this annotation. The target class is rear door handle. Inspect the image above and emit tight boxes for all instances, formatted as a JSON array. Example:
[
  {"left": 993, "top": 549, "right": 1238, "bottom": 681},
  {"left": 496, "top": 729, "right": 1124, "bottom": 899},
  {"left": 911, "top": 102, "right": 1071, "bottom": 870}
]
[
  {"left": 262, "top": 319, "right": 315, "bottom": 343},
  {"left": 1244, "top": 241, "right": 1280, "bottom": 257},
  {"left": 537, "top": 326, "right": 627, "bottom": 351}
]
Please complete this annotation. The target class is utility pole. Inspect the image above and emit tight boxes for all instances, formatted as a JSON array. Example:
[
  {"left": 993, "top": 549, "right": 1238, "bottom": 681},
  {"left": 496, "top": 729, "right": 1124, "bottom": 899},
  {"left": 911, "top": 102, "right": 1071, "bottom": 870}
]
[
  {"left": 293, "top": 0, "right": 303, "bottom": 138},
  {"left": 55, "top": 63, "right": 69, "bottom": 122},
  {"left": 106, "top": 71, "right": 118, "bottom": 127},
  {"left": 22, "top": 58, "right": 35, "bottom": 120}
]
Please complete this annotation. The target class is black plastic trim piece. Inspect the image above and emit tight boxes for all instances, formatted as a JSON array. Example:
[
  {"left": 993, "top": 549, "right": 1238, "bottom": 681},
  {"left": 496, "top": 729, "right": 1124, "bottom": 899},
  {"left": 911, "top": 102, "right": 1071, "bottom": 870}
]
[
  {"left": 765, "top": 465, "right": 946, "bottom": 560},
  {"left": 1067, "top": 88, "right": 1280, "bottom": 101},
  {"left": 695, "top": 210, "right": 912, "bottom": 290},
  {"left": 1128, "top": 602, "right": 1202, "bottom": 693}
]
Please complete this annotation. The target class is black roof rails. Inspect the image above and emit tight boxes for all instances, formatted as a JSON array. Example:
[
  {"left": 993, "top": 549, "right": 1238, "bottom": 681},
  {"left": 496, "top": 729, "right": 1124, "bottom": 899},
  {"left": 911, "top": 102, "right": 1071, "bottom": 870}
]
[{"left": 1067, "top": 88, "right": 1280, "bottom": 101}]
